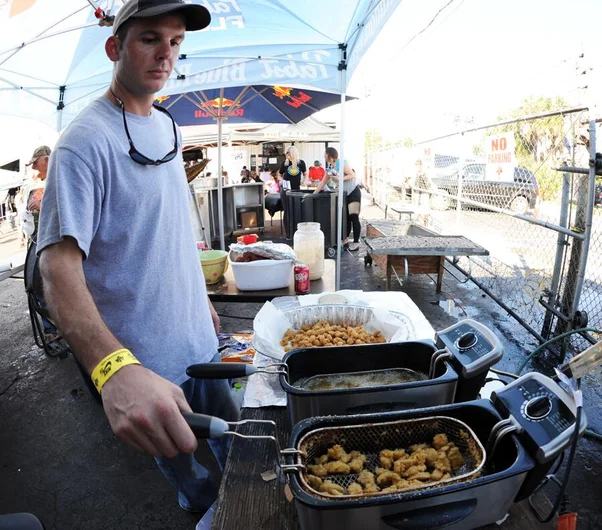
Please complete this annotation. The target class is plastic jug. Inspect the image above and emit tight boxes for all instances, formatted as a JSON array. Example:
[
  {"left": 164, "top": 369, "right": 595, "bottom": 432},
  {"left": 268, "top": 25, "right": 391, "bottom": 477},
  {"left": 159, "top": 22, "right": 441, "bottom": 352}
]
[{"left": 294, "top": 222, "right": 325, "bottom": 280}]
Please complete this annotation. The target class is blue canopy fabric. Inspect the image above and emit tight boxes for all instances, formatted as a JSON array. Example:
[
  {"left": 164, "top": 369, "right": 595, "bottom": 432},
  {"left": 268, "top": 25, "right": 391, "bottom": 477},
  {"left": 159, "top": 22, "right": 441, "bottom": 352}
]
[
  {"left": 157, "top": 85, "right": 352, "bottom": 126},
  {"left": 0, "top": 0, "right": 401, "bottom": 130}
]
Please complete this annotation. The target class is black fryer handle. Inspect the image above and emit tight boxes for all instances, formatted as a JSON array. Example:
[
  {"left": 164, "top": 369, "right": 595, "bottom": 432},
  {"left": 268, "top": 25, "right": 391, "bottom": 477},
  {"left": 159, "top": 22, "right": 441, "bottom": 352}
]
[
  {"left": 186, "top": 362, "right": 256, "bottom": 379},
  {"left": 182, "top": 412, "right": 230, "bottom": 439},
  {"left": 381, "top": 498, "right": 477, "bottom": 529}
]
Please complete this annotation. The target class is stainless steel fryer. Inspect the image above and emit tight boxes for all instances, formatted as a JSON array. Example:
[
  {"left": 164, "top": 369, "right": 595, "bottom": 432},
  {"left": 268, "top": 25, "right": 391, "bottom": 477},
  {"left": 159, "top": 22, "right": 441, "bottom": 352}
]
[
  {"left": 186, "top": 318, "right": 504, "bottom": 424},
  {"left": 184, "top": 372, "right": 586, "bottom": 530}
]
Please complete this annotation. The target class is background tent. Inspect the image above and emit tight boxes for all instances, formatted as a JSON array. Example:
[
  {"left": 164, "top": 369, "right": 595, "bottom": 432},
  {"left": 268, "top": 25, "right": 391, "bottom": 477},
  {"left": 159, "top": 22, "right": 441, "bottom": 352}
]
[
  {"left": 0, "top": 0, "right": 402, "bottom": 287},
  {"left": 157, "top": 86, "right": 352, "bottom": 127}
]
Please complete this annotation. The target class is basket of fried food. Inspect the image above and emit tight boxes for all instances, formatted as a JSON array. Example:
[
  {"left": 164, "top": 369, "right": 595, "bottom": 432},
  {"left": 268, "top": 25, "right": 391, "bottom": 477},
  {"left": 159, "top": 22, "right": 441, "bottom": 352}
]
[{"left": 298, "top": 416, "right": 485, "bottom": 499}]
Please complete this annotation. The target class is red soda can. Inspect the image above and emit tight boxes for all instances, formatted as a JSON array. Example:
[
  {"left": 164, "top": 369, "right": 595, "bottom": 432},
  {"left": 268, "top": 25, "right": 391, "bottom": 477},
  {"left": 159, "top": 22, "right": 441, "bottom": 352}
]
[{"left": 294, "top": 263, "right": 311, "bottom": 294}]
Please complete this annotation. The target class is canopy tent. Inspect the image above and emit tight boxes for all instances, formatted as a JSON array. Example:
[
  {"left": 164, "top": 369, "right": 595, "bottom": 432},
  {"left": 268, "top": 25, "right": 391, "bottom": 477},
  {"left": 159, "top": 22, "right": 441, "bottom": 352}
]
[
  {"left": 182, "top": 117, "right": 340, "bottom": 147},
  {"left": 0, "top": 0, "right": 402, "bottom": 288}
]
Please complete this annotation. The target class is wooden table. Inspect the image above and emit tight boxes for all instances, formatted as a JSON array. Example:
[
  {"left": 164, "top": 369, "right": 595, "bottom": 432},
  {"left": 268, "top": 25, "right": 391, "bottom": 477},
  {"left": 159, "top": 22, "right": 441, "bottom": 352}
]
[
  {"left": 364, "top": 221, "right": 488, "bottom": 293},
  {"left": 213, "top": 407, "right": 554, "bottom": 530},
  {"left": 207, "top": 259, "right": 335, "bottom": 303}
]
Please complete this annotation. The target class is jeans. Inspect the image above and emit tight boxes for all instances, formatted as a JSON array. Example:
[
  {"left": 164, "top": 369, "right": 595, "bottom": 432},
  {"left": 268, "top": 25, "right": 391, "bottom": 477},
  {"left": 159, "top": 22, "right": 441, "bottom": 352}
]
[{"left": 154, "top": 353, "right": 240, "bottom": 512}]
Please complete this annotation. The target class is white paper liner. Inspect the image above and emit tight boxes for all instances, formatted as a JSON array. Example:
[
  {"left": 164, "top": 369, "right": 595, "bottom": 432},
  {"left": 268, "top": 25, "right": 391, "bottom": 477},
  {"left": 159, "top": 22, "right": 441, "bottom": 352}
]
[{"left": 244, "top": 290, "right": 437, "bottom": 408}]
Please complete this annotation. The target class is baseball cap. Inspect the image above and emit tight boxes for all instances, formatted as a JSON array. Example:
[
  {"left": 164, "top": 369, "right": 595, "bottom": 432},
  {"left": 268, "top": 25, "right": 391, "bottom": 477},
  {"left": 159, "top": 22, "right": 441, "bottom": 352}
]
[
  {"left": 26, "top": 145, "right": 51, "bottom": 166},
  {"left": 113, "top": 0, "right": 211, "bottom": 35}
]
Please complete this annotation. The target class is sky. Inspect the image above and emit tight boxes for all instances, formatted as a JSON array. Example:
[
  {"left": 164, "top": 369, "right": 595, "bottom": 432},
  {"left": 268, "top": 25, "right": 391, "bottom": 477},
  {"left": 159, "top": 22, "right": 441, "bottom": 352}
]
[{"left": 317, "top": 0, "right": 602, "bottom": 141}]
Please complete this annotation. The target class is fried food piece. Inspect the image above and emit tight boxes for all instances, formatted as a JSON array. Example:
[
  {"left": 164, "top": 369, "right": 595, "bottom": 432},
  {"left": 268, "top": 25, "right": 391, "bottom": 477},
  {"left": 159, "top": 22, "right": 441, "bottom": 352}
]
[
  {"left": 434, "top": 453, "right": 451, "bottom": 473},
  {"left": 348, "top": 454, "right": 366, "bottom": 473},
  {"left": 347, "top": 482, "right": 363, "bottom": 495},
  {"left": 411, "top": 472, "right": 432, "bottom": 482},
  {"left": 327, "top": 444, "right": 352, "bottom": 463},
  {"left": 392, "top": 449, "right": 407, "bottom": 460},
  {"left": 314, "top": 454, "right": 329, "bottom": 465},
  {"left": 432, "top": 433, "right": 449, "bottom": 450},
  {"left": 324, "top": 461, "right": 351, "bottom": 475},
  {"left": 364, "top": 482, "right": 380, "bottom": 493},
  {"left": 374, "top": 467, "right": 388, "bottom": 476},
  {"left": 409, "top": 443, "right": 429, "bottom": 453},
  {"left": 319, "top": 480, "right": 345, "bottom": 496},
  {"left": 422, "top": 448, "right": 439, "bottom": 467},
  {"left": 381, "top": 485, "right": 399, "bottom": 493},
  {"left": 379, "top": 449, "right": 396, "bottom": 469},
  {"left": 448, "top": 446, "right": 464, "bottom": 470},
  {"left": 403, "top": 464, "right": 427, "bottom": 479},
  {"left": 307, "top": 464, "right": 328, "bottom": 477},
  {"left": 393, "top": 456, "right": 418, "bottom": 474},
  {"left": 358, "top": 470, "right": 376, "bottom": 487},
  {"left": 430, "top": 469, "right": 444, "bottom": 481},
  {"left": 306, "top": 474, "right": 323, "bottom": 489},
  {"left": 376, "top": 471, "right": 403, "bottom": 487}
]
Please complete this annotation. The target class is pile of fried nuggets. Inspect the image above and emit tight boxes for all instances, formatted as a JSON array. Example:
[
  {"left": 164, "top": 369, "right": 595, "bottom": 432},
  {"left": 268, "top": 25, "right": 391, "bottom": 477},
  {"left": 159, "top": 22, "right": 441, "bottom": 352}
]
[
  {"left": 305, "top": 433, "right": 465, "bottom": 496},
  {"left": 281, "top": 322, "right": 387, "bottom": 352}
]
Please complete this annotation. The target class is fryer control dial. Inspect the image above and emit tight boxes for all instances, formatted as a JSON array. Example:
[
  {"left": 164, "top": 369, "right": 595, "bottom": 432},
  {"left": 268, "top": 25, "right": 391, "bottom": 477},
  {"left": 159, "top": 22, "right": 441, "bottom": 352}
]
[
  {"left": 435, "top": 319, "right": 503, "bottom": 377},
  {"left": 455, "top": 331, "right": 478, "bottom": 351},
  {"left": 525, "top": 395, "right": 552, "bottom": 420}
]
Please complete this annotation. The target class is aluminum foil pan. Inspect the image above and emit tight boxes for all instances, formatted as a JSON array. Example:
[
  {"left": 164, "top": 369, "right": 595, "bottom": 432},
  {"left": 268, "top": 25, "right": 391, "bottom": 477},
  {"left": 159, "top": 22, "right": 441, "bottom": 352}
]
[{"left": 253, "top": 305, "right": 415, "bottom": 360}]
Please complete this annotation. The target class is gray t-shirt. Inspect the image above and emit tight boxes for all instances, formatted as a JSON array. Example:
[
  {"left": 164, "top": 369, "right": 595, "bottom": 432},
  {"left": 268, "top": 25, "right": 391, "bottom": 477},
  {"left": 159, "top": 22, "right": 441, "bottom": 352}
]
[{"left": 38, "top": 97, "right": 217, "bottom": 385}]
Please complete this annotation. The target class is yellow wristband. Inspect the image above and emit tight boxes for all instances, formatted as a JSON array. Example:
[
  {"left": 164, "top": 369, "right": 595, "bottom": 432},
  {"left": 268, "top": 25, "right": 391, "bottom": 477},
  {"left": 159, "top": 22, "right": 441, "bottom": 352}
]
[{"left": 91, "top": 348, "right": 141, "bottom": 393}]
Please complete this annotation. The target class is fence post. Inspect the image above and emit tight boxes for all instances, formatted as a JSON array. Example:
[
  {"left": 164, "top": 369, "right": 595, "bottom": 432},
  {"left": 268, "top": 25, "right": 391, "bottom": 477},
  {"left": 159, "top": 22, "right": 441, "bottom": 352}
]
[
  {"left": 554, "top": 121, "right": 596, "bottom": 359},
  {"left": 541, "top": 166, "right": 571, "bottom": 339}
]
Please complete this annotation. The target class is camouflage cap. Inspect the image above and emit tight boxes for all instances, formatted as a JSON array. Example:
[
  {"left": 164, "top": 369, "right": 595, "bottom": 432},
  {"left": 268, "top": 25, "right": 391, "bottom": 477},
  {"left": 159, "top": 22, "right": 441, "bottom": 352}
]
[{"left": 26, "top": 145, "right": 51, "bottom": 166}]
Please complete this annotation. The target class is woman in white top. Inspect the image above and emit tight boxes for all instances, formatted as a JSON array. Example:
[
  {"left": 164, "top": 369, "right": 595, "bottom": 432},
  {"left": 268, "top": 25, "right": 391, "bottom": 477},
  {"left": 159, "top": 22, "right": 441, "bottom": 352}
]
[{"left": 314, "top": 147, "right": 361, "bottom": 251}]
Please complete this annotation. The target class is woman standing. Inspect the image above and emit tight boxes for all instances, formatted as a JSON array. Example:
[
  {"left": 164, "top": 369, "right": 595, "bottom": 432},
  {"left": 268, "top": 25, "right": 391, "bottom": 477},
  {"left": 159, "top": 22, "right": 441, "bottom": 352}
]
[
  {"left": 279, "top": 146, "right": 307, "bottom": 238},
  {"left": 314, "top": 147, "right": 361, "bottom": 251}
]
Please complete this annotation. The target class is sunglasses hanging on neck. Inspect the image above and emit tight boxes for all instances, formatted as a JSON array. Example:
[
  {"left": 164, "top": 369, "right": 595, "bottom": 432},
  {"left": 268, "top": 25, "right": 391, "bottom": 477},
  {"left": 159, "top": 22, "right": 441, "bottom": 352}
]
[{"left": 111, "top": 90, "right": 178, "bottom": 166}]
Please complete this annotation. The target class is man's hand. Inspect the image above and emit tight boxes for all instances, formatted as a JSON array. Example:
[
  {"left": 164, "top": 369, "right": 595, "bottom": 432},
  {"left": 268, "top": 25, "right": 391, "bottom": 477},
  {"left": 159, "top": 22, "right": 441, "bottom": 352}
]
[
  {"left": 207, "top": 296, "right": 220, "bottom": 334},
  {"left": 101, "top": 365, "right": 198, "bottom": 458}
]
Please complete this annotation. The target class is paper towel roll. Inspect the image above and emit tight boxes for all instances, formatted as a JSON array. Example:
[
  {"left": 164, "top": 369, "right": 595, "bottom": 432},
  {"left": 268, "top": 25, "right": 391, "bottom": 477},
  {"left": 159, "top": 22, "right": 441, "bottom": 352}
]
[{"left": 0, "top": 260, "right": 14, "bottom": 273}]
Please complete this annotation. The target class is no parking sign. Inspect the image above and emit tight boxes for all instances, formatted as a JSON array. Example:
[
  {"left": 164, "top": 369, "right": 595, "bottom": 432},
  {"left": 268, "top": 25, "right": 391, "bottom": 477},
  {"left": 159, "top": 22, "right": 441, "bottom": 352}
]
[{"left": 486, "top": 133, "right": 516, "bottom": 182}]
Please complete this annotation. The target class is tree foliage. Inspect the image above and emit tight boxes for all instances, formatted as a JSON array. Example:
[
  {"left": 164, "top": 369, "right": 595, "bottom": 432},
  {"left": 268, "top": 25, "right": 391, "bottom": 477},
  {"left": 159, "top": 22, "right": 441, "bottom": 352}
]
[{"left": 494, "top": 96, "right": 570, "bottom": 200}]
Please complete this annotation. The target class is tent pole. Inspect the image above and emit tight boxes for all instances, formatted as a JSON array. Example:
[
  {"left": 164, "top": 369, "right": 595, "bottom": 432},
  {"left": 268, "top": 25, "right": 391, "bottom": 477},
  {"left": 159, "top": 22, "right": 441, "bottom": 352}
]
[
  {"left": 336, "top": 64, "right": 347, "bottom": 291},
  {"left": 217, "top": 115, "right": 226, "bottom": 250}
]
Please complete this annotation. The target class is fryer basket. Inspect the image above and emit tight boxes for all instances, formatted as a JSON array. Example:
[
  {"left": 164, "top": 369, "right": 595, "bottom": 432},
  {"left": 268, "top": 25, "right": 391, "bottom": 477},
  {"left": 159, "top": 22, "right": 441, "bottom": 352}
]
[{"left": 296, "top": 415, "right": 485, "bottom": 500}]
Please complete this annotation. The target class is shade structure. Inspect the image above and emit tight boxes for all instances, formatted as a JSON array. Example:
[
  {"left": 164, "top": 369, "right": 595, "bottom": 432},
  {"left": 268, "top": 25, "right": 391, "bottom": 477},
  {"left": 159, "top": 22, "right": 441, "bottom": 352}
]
[
  {"left": 157, "top": 86, "right": 351, "bottom": 127},
  {"left": 0, "top": 0, "right": 402, "bottom": 287}
]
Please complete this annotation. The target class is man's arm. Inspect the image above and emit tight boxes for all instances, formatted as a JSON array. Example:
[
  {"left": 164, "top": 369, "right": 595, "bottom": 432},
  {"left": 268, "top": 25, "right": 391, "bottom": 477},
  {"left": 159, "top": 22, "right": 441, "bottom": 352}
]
[{"left": 39, "top": 237, "right": 198, "bottom": 458}]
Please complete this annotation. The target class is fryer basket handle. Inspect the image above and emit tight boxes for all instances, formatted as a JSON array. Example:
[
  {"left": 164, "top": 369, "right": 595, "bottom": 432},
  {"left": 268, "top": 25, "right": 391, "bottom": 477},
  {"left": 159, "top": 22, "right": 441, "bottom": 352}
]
[
  {"left": 381, "top": 498, "right": 477, "bottom": 529},
  {"left": 186, "top": 363, "right": 257, "bottom": 379},
  {"left": 183, "top": 412, "right": 229, "bottom": 438}
]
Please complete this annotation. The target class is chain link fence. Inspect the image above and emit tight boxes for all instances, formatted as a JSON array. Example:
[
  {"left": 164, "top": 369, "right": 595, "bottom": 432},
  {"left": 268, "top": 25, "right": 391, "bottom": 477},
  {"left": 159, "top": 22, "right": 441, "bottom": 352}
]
[{"left": 365, "top": 108, "right": 602, "bottom": 353}]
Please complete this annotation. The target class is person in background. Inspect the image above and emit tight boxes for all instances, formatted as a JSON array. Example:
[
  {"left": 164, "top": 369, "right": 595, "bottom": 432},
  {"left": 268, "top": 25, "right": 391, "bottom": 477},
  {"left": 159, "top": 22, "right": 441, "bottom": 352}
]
[
  {"left": 249, "top": 169, "right": 260, "bottom": 183},
  {"left": 278, "top": 145, "right": 307, "bottom": 239},
  {"left": 240, "top": 165, "right": 249, "bottom": 181},
  {"left": 265, "top": 170, "right": 280, "bottom": 194},
  {"left": 314, "top": 147, "right": 361, "bottom": 251},
  {"left": 259, "top": 165, "right": 271, "bottom": 184},
  {"left": 308, "top": 160, "right": 325, "bottom": 187},
  {"left": 36, "top": 0, "right": 238, "bottom": 524},
  {"left": 24, "top": 145, "right": 52, "bottom": 236}
]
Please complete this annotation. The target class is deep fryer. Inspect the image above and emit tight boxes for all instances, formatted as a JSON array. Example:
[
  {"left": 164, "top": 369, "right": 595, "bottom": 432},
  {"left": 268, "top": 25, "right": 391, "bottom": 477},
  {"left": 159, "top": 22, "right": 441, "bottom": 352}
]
[
  {"left": 186, "top": 318, "right": 504, "bottom": 424},
  {"left": 184, "top": 371, "right": 586, "bottom": 530}
]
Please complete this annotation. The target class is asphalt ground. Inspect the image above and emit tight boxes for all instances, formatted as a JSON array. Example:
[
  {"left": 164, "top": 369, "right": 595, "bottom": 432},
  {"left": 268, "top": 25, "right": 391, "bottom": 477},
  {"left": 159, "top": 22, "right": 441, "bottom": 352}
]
[{"left": 0, "top": 199, "right": 600, "bottom": 529}]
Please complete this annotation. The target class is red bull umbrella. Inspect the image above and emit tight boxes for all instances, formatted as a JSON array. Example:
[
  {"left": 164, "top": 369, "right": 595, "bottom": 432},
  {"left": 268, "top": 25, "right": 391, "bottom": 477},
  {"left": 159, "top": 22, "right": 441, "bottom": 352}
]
[{"left": 154, "top": 86, "right": 353, "bottom": 126}]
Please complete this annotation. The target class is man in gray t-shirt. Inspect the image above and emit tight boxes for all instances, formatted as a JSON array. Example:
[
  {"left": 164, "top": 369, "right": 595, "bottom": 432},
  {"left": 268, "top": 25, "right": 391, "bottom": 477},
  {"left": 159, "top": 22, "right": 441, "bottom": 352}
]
[{"left": 37, "top": 0, "right": 237, "bottom": 517}]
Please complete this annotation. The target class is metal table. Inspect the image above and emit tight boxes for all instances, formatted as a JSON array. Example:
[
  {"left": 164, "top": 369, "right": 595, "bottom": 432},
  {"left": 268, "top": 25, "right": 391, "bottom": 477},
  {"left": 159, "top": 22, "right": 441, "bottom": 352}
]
[
  {"left": 207, "top": 259, "right": 335, "bottom": 303},
  {"left": 0, "top": 263, "right": 24, "bottom": 283},
  {"left": 364, "top": 220, "right": 489, "bottom": 292}
]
